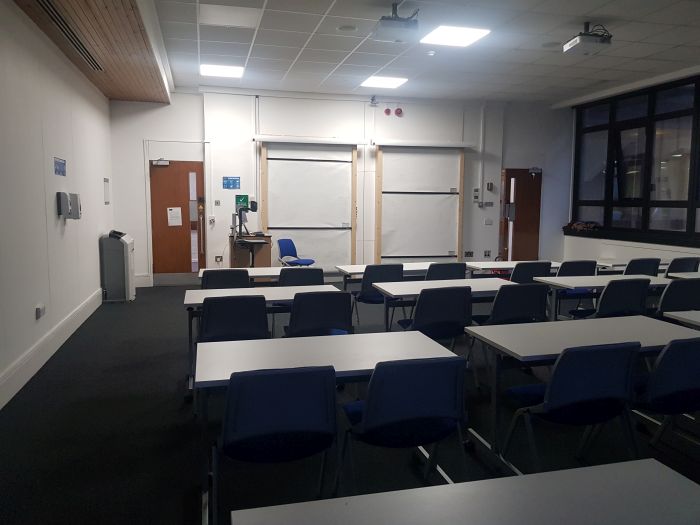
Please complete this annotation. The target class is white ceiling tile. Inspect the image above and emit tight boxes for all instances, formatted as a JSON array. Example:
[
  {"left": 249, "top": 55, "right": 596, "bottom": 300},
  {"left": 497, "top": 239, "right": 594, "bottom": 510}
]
[
  {"left": 264, "top": 0, "right": 333, "bottom": 14},
  {"left": 242, "top": 70, "right": 287, "bottom": 82},
  {"left": 614, "top": 58, "right": 689, "bottom": 72},
  {"left": 199, "top": 25, "right": 254, "bottom": 43},
  {"left": 198, "top": 5, "right": 261, "bottom": 27},
  {"left": 604, "top": 42, "right": 674, "bottom": 58},
  {"left": 246, "top": 57, "right": 293, "bottom": 71},
  {"left": 533, "top": 0, "right": 610, "bottom": 15},
  {"left": 643, "top": 1, "right": 700, "bottom": 25},
  {"left": 355, "top": 39, "right": 410, "bottom": 55},
  {"left": 647, "top": 46, "right": 700, "bottom": 62},
  {"left": 334, "top": 64, "right": 380, "bottom": 76},
  {"left": 344, "top": 52, "right": 395, "bottom": 67},
  {"left": 328, "top": 1, "right": 394, "bottom": 20},
  {"left": 575, "top": 55, "right": 632, "bottom": 69},
  {"left": 607, "top": 22, "right": 674, "bottom": 42},
  {"left": 200, "top": 54, "right": 246, "bottom": 67},
  {"left": 164, "top": 38, "right": 198, "bottom": 54},
  {"left": 533, "top": 52, "right": 591, "bottom": 66},
  {"left": 290, "top": 61, "right": 338, "bottom": 74},
  {"left": 203, "top": 0, "right": 264, "bottom": 8},
  {"left": 250, "top": 44, "right": 301, "bottom": 60},
  {"left": 199, "top": 41, "right": 250, "bottom": 56},
  {"left": 587, "top": 0, "right": 678, "bottom": 17},
  {"left": 316, "top": 16, "right": 376, "bottom": 37},
  {"left": 260, "top": 10, "right": 323, "bottom": 32},
  {"left": 254, "top": 29, "right": 310, "bottom": 47},
  {"left": 503, "top": 12, "right": 574, "bottom": 33},
  {"left": 307, "top": 34, "right": 364, "bottom": 51},
  {"left": 156, "top": 2, "right": 196, "bottom": 23},
  {"left": 643, "top": 25, "right": 700, "bottom": 45},
  {"left": 161, "top": 21, "right": 198, "bottom": 40},
  {"left": 491, "top": 49, "right": 552, "bottom": 63},
  {"left": 168, "top": 52, "right": 198, "bottom": 75},
  {"left": 298, "top": 48, "right": 347, "bottom": 62}
]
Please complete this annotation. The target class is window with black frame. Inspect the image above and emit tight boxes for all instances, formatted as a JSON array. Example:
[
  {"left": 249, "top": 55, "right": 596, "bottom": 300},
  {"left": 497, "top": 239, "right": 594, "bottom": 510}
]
[{"left": 570, "top": 78, "right": 700, "bottom": 246}]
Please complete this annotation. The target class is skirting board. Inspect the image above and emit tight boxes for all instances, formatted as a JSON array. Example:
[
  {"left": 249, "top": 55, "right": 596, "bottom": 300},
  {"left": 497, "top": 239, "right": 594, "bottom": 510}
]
[
  {"left": 0, "top": 288, "right": 103, "bottom": 410},
  {"left": 135, "top": 273, "right": 154, "bottom": 288}
]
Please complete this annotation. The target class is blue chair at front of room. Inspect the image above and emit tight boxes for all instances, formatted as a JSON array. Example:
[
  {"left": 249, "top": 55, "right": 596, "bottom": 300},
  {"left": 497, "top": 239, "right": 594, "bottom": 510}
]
[{"left": 277, "top": 238, "right": 315, "bottom": 267}]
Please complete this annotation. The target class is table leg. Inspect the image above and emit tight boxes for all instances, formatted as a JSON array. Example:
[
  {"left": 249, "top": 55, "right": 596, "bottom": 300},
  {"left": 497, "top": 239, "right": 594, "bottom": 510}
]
[
  {"left": 550, "top": 289, "right": 559, "bottom": 322},
  {"left": 384, "top": 297, "right": 390, "bottom": 332},
  {"left": 490, "top": 349, "right": 502, "bottom": 454}
]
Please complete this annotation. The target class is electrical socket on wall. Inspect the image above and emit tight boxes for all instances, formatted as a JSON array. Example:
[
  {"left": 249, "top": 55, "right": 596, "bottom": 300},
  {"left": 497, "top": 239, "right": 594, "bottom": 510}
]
[
  {"left": 215, "top": 256, "right": 223, "bottom": 263},
  {"left": 465, "top": 251, "right": 473, "bottom": 257},
  {"left": 484, "top": 250, "right": 491, "bottom": 257},
  {"left": 35, "top": 303, "right": 45, "bottom": 320}
]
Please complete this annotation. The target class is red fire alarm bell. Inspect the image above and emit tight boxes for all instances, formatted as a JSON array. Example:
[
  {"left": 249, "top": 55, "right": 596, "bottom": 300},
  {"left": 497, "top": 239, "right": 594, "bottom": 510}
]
[
  {"left": 395, "top": 107, "right": 403, "bottom": 117},
  {"left": 384, "top": 108, "right": 391, "bottom": 116}
]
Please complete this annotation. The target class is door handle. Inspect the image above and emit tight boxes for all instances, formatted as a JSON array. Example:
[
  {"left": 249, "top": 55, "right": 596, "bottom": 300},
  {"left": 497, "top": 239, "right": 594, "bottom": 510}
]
[{"left": 198, "top": 214, "right": 204, "bottom": 255}]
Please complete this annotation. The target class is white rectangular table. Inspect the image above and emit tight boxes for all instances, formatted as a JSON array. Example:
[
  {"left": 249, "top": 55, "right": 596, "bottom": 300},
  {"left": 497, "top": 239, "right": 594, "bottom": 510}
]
[
  {"left": 669, "top": 272, "right": 700, "bottom": 279},
  {"left": 465, "top": 316, "right": 699, "bottom": 457},
  {"left": 183, "top": 284, "right": 339, "bottom": 308},
  {"left": 465, "top": 260, "right": 560, "bottom": 271},
  {"left": 231, "top": 459, "right": 700, "bottom": 525},
  {"left": 336, "top": 262, "right": 436, "bottom": 290},
  {"left": 597, "top": 258, "right": 670, "bottom": 269},
  {"left": 664, "top": 310, "right": 700, "bottom": 329},
  {"left": 534, "top": 274, "right": 672, "bottom": 320},
  {"left": 195, "top": 331, "right": 456, "bottom": 388},
  {"left": 372, "top": 278, "right": 513, "bottom": 331},
  {"left": 198, "top": 266, "right": 331, "bottom": 280}
]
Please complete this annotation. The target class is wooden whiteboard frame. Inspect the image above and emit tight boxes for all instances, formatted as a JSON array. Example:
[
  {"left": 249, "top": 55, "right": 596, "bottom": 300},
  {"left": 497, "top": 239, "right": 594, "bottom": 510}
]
[
  {"left": 261, "top": 142, "right": 357, "bottom": 264},
  {"left": 375, "top": 146, "right": 465, "bottom": 262}
]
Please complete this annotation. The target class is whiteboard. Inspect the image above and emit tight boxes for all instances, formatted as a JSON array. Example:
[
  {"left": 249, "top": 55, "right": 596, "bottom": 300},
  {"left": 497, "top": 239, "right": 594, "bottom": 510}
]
[
  {"left": 382, "top": 193, "right": 458, "bottom": 257},
  {"left": 267, "top": 143, "right": 352, "bottom": 162},
  {"left": 271, "top": 229, "right": 351, "bottom": 269},
  {"left": 382, "top": 148, "right": 460, "bottom": 193},
  {"left": 268, "top": 159, "right": 351, "bottom": 227}
]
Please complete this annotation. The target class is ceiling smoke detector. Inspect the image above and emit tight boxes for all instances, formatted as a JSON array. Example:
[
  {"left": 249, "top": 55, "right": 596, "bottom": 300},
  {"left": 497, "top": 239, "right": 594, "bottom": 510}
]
[
  {"left": 563, "top": 22, "right": 612, "bottom": 55},
  {"left": 372, "top": 2, "right": 419, "bottom": 43}
]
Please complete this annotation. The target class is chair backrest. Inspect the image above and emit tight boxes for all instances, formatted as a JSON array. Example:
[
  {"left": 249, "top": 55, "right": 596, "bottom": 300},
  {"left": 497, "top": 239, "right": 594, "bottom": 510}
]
[
  {"left": 360, "top": 357, "right": 466, "bottom": 439},
  {"left": 665, "top": 257, "right": 700, "bottom": 277},
  {"left": 624, "top": 258, "right": 660, "bottom": 276},
  {"left": 278, "top": 267, "right": 324, "bottom": 287},
  {"left": 199, "top": 295, "right": 269, "bottom": 342},
  {"left": 595, "top": 278, "right": 649, "bottom": 318},
  {"left": 487, "top": 283, "right": 549, "bottom": 325},
  {"left": 359, "top": 264, "right": 403, "bottom": 300},
  {"left": 277, "top": 238, "right": 298, "bottom": 259},
  {"left": 556, "top": 260, "right": 597, "bottom": 277},
  {"left": 287, "top": 291, "right": 352, "bottom": 337},
  {"left": 425, "top": 262, "right": 466, "bottom": 281},
  {"left": 543, "top": 342, "right": 639, "bottom": 413},
  {"left": 221, "top": 366, "right": 336, "bottom": 462},
  {"left": 647, "top": 338, "right": 700, "bottom": 414},
  {"left": 201, "top": 269, "right": 250, "bottom": 289},
  {"left": 510, "top": 261, "right": 552, "bottom": 283},
  {"left": 412, "top": 287, "right": 471, "bottom": 340},
  {"left": 658, "top": 278, "right": 700, "bottom": 314}
]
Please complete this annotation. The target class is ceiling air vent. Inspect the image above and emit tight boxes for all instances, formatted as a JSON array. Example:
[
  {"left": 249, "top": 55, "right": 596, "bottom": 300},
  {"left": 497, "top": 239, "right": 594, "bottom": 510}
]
[{"left": 36, "top": 0, "right": 104, "bottom": 71}]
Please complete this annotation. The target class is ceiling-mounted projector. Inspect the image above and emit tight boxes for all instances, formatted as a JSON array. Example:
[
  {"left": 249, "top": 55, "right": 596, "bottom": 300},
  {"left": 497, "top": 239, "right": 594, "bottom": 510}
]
[
  {"left": 372, "top": 2, "right": 419, "bottom": 43},
  {"left": 563, "top": 22, "right": 612, "bottom": 55}
]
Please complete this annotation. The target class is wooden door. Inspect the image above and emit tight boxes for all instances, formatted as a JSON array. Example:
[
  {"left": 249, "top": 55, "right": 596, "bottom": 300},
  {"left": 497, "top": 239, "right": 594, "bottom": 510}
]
[
  {"left": 149, "top": 161, "right": 205, "bottom": 273},
  {"left": 499, "top": 168, "right": 542, "bottom": 261}
]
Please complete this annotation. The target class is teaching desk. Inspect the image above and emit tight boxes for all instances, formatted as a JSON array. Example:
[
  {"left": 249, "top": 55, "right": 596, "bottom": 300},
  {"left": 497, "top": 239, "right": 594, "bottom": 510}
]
[
  {"left": 534, "top": 274, "right": 671, "bottom": 321},
  {"left": 372, "top": 278, "right": 513, "bottom": 331},
  {"left": 465, "top": 316, "right": 699, "bottom": 463},
  {"left": 231, "top": 459, "right": 700, "bottom": 525},
  {"left": 664, "top": 310, "right": 700, "bottom": 329}
]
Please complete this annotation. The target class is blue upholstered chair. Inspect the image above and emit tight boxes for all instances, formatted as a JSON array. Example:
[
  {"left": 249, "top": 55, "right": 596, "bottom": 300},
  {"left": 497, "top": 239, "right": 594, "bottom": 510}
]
[{"left": 277, "top": 238, "right": 314, "bottom": 266}]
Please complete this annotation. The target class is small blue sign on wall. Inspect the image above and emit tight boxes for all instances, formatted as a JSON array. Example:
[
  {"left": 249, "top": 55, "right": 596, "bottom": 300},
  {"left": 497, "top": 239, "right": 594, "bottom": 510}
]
[
  {"left": 222, "top": 176, "right": 240, "bottom": 189},
  {"left": 54, "top": 157, "right": 66, "bottom": 177}
]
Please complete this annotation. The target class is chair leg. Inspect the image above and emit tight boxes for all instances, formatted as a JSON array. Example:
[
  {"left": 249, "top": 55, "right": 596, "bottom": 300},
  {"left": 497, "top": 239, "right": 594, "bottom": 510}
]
[
  {"left": 456, "top": 426, "right": 471, "bottom": 479},
  {"left": 620, "top": 409, "right": 640, "bottom": 459},
  {"left": 651, "top": 415, "right": 673, "bottom": 446},
  {"left": 466, "top": 345, "right": 480, "bottom": 390},
  {"left": 352, "top": 298, "right": 360, "bottom": 324},
  {"left": 334, "top": 430, "right": 356, "bottom": 496},
  {"left": 523, "top": 412, "right": 541, "bottom": 472},
  {"left": 501, "top": 409, "right": 523, "bottom": 459},
  {"left": 450, "top": 338, "right": 456, "bottom": 351},
  {"left": 317, "top": 449, "right": 327, "bottom": 499},
  {"left": 423, "top": 442, "right": 439, "bottom": 481},
  {"left": 575, "top": 425, "right": 594, "bottom": 460},
  {"left": 211, "top": 445, "right": 219, "bottom": 525}
]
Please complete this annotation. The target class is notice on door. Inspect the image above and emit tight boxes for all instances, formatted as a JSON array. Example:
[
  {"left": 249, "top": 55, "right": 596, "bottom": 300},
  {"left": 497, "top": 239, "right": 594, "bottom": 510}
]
[{"left": 167, "top": 207, "right": 182, "bottom": 227}]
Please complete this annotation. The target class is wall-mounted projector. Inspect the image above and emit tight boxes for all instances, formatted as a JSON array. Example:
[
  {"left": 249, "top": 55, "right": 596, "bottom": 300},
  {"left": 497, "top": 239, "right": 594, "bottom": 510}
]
[
  {"left": 563, "top": 22, "right": 612, "bottom": 55},
  {"left": 372, "top": 2, "right": 419, "bottom": 43}
]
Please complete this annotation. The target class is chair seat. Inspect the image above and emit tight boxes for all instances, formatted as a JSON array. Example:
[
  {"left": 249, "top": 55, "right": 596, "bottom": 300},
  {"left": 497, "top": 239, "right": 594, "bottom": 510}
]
[
  {"left": 559, "top": 288, "right": 596, "bottom": 299},
  {"left": 223, "top": 431, "right": 334, "bottom": 463},
  {"left": 507, "top": 383, "right": 546, "bottom": 408},
  {"left": 397, "top": 318, "right": 413, "bottom": 330},
  {"left": 342, "top": 400, "right": 458, "bottom": 448},
  {"left": 352, "top": 291, "right": 385, "bottom": 304},
  {"left": 569, "top": 308, "right": 596, "bottom": 319},
  {"left": 471, "top": 314, "right": 489, "bottom": 325},
  {"left": 286, "top": 258, "right": 315, "bottom": 266}
]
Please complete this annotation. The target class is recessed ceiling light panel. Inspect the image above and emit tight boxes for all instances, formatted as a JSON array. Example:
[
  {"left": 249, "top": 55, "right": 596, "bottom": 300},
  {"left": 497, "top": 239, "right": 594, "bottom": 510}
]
[
  {"left": 361, "top": 76, "right": 408, "bottom": 89},
  {"left": 420, "top": 25, "right": 490, "bottom": 47},
  {"left": 199, "top": 5, "right": 261, "bottom": 28},
  {"left": 200, "top": 64, "right": 245, "bottom": 78}
]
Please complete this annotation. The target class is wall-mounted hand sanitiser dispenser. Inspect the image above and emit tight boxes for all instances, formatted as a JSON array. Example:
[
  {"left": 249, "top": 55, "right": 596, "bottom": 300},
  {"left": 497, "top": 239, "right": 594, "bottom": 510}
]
[{"left": 57, "top": 192, "right": 71, "bottom": 218}]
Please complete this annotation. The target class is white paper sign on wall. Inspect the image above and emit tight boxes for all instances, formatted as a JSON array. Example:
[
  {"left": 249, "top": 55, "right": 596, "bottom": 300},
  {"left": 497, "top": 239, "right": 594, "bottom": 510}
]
[{"left": 167, "top": 207, "right": 182, "bottom": 227}]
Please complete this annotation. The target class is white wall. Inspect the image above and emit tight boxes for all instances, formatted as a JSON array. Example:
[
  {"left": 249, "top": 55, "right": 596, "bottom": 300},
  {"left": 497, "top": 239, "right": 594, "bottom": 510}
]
[
  {"left": 110, "top": 91, "right": 575, "bottom": 281},
  {"left": 110, "top": 93, "right": 204, "bottom": 285},
  {"left": 502, "top": 102, "right": 574, "bottom": 261},
  {"left": 564, "top": 236, "right": 700, "bottom": 261},
  {"left": 0, "top": 2, "right": 113, "bottom": 409}
]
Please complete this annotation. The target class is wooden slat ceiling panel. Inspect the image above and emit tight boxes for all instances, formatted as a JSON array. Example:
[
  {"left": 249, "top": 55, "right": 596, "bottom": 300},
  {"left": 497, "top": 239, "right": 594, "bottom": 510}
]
[{"left": 15, "top": 0, "right": 169, "bottom": 103}]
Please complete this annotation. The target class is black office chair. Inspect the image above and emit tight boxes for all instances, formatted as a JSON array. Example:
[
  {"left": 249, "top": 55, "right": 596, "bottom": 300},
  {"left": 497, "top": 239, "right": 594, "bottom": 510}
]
[
  {"left": 656, "top": 278, "right": 700, "bottom": 316},
  {"left": 504, "top": 342, "right": 640, "bottom": 471},
  {"left": 397, "top": 287, "right": 471, "bottom": 348},
  {"left": 278, "top": 267, "right": 324, "bottom": 286},
  {"left": 510, "top": 261, "right": 552, "bottom": 284},
  {"left": 624, "top": 258, "right": 660, "bottom": 276},
  {"left": 351, "top": 264, "right": 403, "bottom": 325},
  {"left": 570, "top": 278, "right": 650, "bottom": 319},
  {"left": 199, "top": 296, "right": 270, "bottom": 342},
  {"left": 553, "top": 260, "right": 598, "bottom": 318},
  {"left": 201, "top": 269, "right": 250, "bottom": 289},
  {"left": 425, "top": 262, "right": 467, "bottom": 280},
  {"left": 664, "top": 257, "right": 700, "bottom": 277},
  {"left": 474, "top": 283, "right": 549, "bottom": 325},
  {"left": 211, "top": 366, "right": 336, "bottom": 523},
  {"left": 285, "top": 291, "right": 353, "bottom": 337}
]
